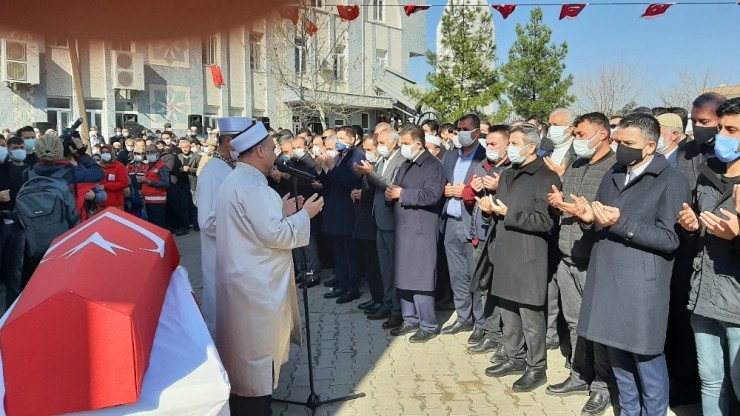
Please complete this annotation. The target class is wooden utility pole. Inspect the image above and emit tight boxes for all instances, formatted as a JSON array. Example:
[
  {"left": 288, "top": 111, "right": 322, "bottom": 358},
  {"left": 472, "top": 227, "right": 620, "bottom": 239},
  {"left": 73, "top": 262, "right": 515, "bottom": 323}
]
[{"left": 68, "top": 38, "right": 89, "bottom": 148}]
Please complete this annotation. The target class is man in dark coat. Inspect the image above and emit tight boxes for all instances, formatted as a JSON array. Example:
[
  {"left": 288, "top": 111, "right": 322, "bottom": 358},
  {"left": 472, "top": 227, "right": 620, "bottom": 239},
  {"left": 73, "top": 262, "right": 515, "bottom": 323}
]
[
  {"left": 577, "top": 113, "right": 691, "bottom": 416},
  {"left": 319, "top": 126, "right": 365, "bottom": 303},
  {"left": 177, "top": 138, "right": 201, "bottom": 232},
  {"left": 354, "top": 127, "right": 406, "bottom": 327},
  {"left": 440, "top": 114, "right": 487, "bottom": 343},
  {"left": 385, "top": 125, "right": 445, "bottom": 343},
  {"left": 481, "top": 123, "right": 561, "bottom": 392}
]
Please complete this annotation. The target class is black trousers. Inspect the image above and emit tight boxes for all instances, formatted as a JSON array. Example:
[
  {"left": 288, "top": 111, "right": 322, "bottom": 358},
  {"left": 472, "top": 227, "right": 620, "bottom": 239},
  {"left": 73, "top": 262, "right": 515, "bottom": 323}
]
[
  {"left": 500, "top": 297, "right": 547, "bottom": 370},
  {"left": 165, "top": 185, "right": 189, "bottom": 230},
  {"left": 357, "top": 238, "right": 382, "bottom": 302},
  {"left": 0, "top": 221, "right": 24, "bottom": 308},
  {"left": 145, "top": 203, "right": 167, "bottom": 230},
  {"left": 229, "top": 394, "right": 272, "bottom": 416}
]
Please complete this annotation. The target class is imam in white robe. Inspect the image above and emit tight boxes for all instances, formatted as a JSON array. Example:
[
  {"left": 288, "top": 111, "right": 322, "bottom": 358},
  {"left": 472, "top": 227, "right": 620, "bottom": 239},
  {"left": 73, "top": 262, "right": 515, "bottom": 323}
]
[
  {"left": 215, "top": 162, "right": 310, "bottom": 397},
  {"left": 196, "top": 155, "right": 233, "bottom": 338}
]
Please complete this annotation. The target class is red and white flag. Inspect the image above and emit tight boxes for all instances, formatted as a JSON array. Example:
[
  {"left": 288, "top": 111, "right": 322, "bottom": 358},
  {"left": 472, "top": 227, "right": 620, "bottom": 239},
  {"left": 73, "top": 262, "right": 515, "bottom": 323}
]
[
  {"left": 559, "top": 3, "right": 587, "bottom": 20},
  {"left": 491, "top": 4, "right": 516, "bottom": 19},
  {"left": 209, "top": 65, "right": 225, "bottom": 87},
  {"left": 306, "top": 19, "right": 318, "bottom": 36},
  {"left": 403, "top": 4, "right": 431, "bottom": 17},
  {"left": 337, "top": 4, "right": 360, "bottom": 21},
  {"left": 641, "top": 3, "right": 673, "bottom": 18}
]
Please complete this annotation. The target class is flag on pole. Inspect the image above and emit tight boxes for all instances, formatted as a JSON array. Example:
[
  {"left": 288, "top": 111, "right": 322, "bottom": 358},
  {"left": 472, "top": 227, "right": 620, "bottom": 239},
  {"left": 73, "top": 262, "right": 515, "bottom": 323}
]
[
  {"left": 491, "top": 4, "right": 516, "bottom": 19},
  {"left": 403, "top": 4, "right": 431, "bottom": 16},
  {"left": 209, "top": 65, "right": 225, "bottom": 86},
  {"left": 641, "top": 3, "right": 673, "bottom": 18},
  {"left": 337, "top": 4, "right": 360, "bottom": 21},
  {"left": 306, "top": 20, "right": 318, "bottom": 36},
  {"left": 559, "top": 3, "right": 587, "bottom": 20},
  {"left": 279, "top": 6, "right": 300, "bottom": 25}
]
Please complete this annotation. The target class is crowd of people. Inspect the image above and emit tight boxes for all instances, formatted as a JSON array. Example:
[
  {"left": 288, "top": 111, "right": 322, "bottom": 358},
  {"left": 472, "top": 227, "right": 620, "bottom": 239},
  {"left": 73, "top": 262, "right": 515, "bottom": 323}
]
[{"left": 0, "top": 91, "right": 739, "bottom": 416}]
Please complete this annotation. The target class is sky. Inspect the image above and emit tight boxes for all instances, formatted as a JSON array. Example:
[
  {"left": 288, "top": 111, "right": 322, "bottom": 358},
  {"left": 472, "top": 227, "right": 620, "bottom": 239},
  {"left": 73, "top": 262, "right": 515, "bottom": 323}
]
[{"left": 408, "top": 1, "right": 739, "bottom": 108}]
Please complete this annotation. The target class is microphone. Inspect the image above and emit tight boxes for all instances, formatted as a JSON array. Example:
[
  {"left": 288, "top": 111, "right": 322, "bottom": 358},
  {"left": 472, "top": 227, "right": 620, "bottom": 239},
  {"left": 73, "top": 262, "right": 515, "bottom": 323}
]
[{"left": 276, "top": 161, "right": 317, "bottom": 181}]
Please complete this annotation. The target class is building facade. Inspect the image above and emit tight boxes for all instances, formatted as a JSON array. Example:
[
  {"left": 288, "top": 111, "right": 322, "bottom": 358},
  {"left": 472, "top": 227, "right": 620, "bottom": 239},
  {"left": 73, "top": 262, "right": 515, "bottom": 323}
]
[{"left": 0, "top": 0, "right": 425, "bottom": 137}]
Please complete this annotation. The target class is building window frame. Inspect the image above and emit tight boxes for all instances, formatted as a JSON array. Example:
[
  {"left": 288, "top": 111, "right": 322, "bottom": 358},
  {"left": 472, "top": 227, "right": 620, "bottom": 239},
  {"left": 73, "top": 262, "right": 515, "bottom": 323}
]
[
  {"left": 249, "top": 33, "right": 263, "bottom": 71},
  {"left": 375, "top": 49, "right": 388, "bottom": 68},
  {"left": 371, "top": 0, "right": 385, "bottom": 22},
  {"left": 202, "top": 35, "right": 218, "bottom": 65},
  {"left": 333, "top": 47, "right": 346, "bottom": 81},
  {"left": 294, "top": 37, "right": 306, "bottom": 74}
]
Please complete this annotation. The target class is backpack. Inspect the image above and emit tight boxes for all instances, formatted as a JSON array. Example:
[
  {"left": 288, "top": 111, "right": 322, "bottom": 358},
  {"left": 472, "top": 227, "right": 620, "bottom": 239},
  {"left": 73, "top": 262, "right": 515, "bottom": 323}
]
[{"left": 15, "top": 167, "right": 80, "bottom": 259}]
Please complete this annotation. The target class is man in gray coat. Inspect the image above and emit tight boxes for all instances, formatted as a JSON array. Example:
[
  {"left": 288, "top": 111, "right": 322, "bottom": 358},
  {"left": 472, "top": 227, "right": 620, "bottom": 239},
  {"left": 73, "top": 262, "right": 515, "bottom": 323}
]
[
  {"left": 384, "top": 125, "right": 445, "bottom": 343},
  {"left": 577, "top": 113, "right": 691, "bottom": 416},
  {"left": 353, "top": 127, "right": 406, "bottom": 328},
  {"left": 544, "top": 113, "right": 616, "bottom": 416}
]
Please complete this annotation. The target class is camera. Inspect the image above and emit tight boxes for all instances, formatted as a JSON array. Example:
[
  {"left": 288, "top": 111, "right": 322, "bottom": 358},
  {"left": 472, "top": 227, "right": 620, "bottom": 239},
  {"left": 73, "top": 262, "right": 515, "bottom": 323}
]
[{"left": 60, "top": 118, "right": 86, "bottom": 157}]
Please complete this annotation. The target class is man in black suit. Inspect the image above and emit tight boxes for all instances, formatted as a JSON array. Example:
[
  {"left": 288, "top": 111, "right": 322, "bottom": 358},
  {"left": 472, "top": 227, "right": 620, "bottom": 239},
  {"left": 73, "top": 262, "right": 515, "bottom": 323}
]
[
  {"left": 178, "top": 138, "right": 201, "bottom": 232},
  {"left": 289, "top": 136, "right": 322, "bottom": 287}
]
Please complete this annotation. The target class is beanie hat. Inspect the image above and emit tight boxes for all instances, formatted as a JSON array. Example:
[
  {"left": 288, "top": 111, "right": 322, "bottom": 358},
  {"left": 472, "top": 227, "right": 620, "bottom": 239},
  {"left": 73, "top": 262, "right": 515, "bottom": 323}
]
[{"left": 35, "top": 134, "right": 64, "bottom": 161}]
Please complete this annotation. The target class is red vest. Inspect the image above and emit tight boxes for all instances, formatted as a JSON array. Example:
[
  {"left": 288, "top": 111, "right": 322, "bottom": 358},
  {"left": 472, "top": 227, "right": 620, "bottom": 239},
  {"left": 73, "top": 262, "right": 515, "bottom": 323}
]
[{"left": 141, "top": 160, "right": 167, "bottom": 204}]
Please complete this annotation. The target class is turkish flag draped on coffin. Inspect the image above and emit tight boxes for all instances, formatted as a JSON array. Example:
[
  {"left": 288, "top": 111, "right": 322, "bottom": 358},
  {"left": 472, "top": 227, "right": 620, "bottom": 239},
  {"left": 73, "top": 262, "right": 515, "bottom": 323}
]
[{"left": 0, "top": 208, "right": 179, "bottom": 416}]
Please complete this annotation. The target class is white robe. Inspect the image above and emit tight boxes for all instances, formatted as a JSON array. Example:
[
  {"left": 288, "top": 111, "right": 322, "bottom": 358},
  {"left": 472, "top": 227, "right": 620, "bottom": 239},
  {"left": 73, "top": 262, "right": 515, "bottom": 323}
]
[
  {"left": 214, "top": 162, "right": 309, "bottom": 397},
  {"left": 196, "top": 156, "right": 233, "bottom": 338}
]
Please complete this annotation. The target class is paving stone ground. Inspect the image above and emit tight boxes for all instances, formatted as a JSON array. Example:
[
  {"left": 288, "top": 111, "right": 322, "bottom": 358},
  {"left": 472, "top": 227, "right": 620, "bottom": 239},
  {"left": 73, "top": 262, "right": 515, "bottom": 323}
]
[{"left": 174, "top": 232, "right": 700, "bottom": 416}]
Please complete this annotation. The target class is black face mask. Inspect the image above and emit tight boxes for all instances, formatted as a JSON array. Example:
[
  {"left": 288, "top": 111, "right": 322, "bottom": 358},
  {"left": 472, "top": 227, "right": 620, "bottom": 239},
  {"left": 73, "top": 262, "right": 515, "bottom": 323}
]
[
  {"left": 692, "top": 125, "right": 717, "bottom": 146},
  {"left": 616, "top": 143, "right": 645, "bottom": 167}
]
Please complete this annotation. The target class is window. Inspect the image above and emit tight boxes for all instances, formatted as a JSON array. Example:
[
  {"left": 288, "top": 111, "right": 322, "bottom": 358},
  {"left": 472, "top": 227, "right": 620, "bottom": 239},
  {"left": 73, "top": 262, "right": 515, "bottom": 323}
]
[
  {"left": 47, "top": 37, "right": 68, "bottom": 48},
  {"left": 202, "top": 36, "right": 218, "bottom": 65},
  {"left": 334, "top": 119, "right": 345, "bottom": 127},
  {"left": 111, "top": 40, "right": 132, "bottom": 51},
  {"left": 371, "top": 0, "right": 385, "bottom": 22},
  {"left": 294, "top": 38, "right": 306, "bottom": 74},
  {"left": 46, "top": 97, "right": 71, "bottom": 133},
  {"left": 333, "top": 47, "right": 346, "bottom": 81},
  {"left": 361, "top": 113, "right": 369, "bottom": 129},
  {"left": 310, "top": 0, "right": 322, "bottom": 6},
  {"left": 249, "top": 33, "right": 263, "bottom": 71},
  {"left": 375, "top": 49, "right": 388, "bottom": 67},
  {"left": 84, "top": 99, "right": 103, "bottom": 132}
]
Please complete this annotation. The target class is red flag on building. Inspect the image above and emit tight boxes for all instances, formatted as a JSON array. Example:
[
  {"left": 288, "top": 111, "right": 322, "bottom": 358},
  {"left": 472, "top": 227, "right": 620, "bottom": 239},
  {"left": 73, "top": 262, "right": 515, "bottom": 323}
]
[
  {"left": 559, "top": 3, "right": 587, "bottom": 20},
  {"left": 403, "top": 4, "right": 431, "bottom": 16},
  {"left": 306, "top": 20, "right": 318, "bottom": 36},
  {"left": 279, "top": 6, "right": 300, "bottom": 25},
  {"left": 337, "top": 4, "right": 360, "bottom": 21},
  {"left": 209, "top": 65, "right": 225, "bottom": 87},
  {"left": 491, "top": 4, "right": 516, "bottom": 19},
  {"left": 641, "top": 3, "right": 673, "bottom": 18}
]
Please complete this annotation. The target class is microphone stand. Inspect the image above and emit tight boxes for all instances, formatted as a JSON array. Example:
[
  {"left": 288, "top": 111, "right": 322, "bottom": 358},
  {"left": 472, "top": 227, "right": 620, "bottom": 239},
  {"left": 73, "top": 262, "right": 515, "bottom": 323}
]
[{"left": 272, "top": 165, "right": 365, "bottom": 414}]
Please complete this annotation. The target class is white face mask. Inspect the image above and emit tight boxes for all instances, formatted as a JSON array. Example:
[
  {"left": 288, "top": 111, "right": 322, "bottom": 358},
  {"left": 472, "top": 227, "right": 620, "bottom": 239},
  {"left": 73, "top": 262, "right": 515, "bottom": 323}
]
[
  {"left": 146, "top": 154, "right": 158, "bottom": 163},
  {"left": 326, "top": 150, "right": 337, "bottom": 158},
  {"left": 401, "top": 143, "right": 418, "bottom": 160},
  {"left": 123, "top": 132, "right": 130, "bottom": 137},
  {"left": 365, "top": 152, "right": 378, "bottom": 164},
  {"left": 548, "top": 125, "right": 571, "bottom": 146},
  {"left": 100, "top": 153, "right": 112, "bottom": 162},
  {"left": 507, "top": 144, "right": 530, "bottom": 165},
  {"left": 312, "top": 146, "right": 322, "bottom": 157},
  {"left": 572, "top": 131, "right": 601, "bottom": 158},
  {"left": 378, "top": 145, "right": 390, "bottom": 158},
  {"left": 133, "top": 154, "right": 143, "bottom": 162},
  {"left": 458, "top": 130, "right": 476, "bottom": 147},
  {"left": 126, "top": 145, "right": 134, "bottom": 152},
  {"left": 293, "top": 148, "right": 306, "bottom": 159},
  {"left": 656, "top": 136, "right": 668, "bottom": 154},
  {"left": 451, "top": 135, "right": 462, "bottom": 149},
  {"left": 486, "top": 147, "right": 505, "bottom": 162}
]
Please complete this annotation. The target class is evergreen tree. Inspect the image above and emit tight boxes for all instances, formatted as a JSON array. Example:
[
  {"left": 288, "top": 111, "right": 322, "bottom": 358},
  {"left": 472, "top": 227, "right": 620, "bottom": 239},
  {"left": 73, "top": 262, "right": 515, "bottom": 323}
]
[
  {"left": 501, "top": 7, "right": 574, "bottom": 120},
  {"left": 405, "top": 1, "right": 504, "bottom": 122}
]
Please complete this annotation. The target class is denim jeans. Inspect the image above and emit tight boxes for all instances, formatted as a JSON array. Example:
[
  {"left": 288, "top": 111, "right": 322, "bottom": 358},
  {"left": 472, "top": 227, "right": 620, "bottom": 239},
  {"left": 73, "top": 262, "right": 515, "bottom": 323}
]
[{"left": 691, "top": 313, "right": 740, "bottom": 416}]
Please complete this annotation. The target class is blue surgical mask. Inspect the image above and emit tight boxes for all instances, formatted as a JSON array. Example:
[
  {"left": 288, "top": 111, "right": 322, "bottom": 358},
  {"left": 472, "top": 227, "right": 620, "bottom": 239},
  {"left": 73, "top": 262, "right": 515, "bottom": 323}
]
[
  {"left": 10, "top": 149, "right": 26, "bottom": 162},
  {"left": 713, "top": 134, "right": 740, "bottom": 163},
  {"left": 656, "top": 136, "right": 668, "bottom": 154},
  {"left": 378, "top": 145, "right": 390, "bottom": 158},
  {"left": 365, "top": 152, "right": 378, "bottom": 164},
  {"left": 24, "top": 139, "right": 35, "bottom": 149},
  {"left": 335, "top": 140, "right": 349, "bottom": 152}
]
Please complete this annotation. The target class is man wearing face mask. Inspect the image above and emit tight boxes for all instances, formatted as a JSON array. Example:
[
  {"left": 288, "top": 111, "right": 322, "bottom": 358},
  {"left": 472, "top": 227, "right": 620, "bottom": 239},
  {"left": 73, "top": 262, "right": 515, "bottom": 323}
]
[
  {"left": 195, "top": 118, "right": 243, "bottom": 338},
  {"left": 126, "top": 141, "right": 147, "bottom": 218},
  {"left": 479, "top": 123, "right": 560, "bottom": 392},
  {"left": 577, "top": 114, "right": 690, "bottom": 416},
  {"left": 691, "top": 93, "right": 727, "bottom": 152},
  {"left": 110, "top": 128, "right": 124, "bottom": 145},
  {"left": 288, "top": 135, "right": 322, "bottom": 288},
  {"left": 88, "top": 126, "right": 105, "bottom": 147},
  {"left": 425, "top": 135, "right": 445, "bottom": 160},
  {"left": 118, "top": 138, "right": 136, "bottom": 165},
  {"left": 318, "top": 126, "right": 365, "bottom": 303},
  {"left": 214, "top": 120, "right": 323, "bottom": 416},
  {"left": 678, "top": 98, "right": 740, "bottom": 416},
  {"left": 461, "top": 125, "right": 510, "bottom": 356},
  {"left": 655, "top": 114, "right": 684, "bottom": 168},
  {"left": 98, "top": 144, "right": 129, "bottom": 211},
  {"left": 439, "top": 122, "right": 456, "bottom": 151},
  {"left": 7, "top": 137, "right": 30, "bottom": 169},
  {"left": 544, "top": 113, "right": 615, "bottom": 415},
  {"left": 385, "top": 125, "right": 445, "bottom": 343},
  {"left": 353, "top": 127, "right": 406, "bottom": 327},
  {"left": 16, "top": 126, "right": 38, "bottom": 166},
  {"left": 138, "top": 145, "right": 170, "bottom": 229},
  {"left": 0, "top": 138, "right": 26, "bottom": 308},
  {"left": 543, "top": 108, "right": 576, "bottom": 177},
  {"left": 440, "top": 114, "right": 488, "bottom": 344}
]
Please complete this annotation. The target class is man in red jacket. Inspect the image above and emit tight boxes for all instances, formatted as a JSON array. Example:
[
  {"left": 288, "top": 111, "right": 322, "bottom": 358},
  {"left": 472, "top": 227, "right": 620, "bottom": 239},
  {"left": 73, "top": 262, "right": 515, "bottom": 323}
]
[{"left": 99, "top": 144, "right": 129, "bottom": 210}]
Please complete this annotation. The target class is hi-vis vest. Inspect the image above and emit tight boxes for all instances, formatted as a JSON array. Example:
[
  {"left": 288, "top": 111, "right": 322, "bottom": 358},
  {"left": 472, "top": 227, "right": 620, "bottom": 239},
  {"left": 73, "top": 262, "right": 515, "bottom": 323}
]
[{"left": 141, "top": 159, "right": 167, "bottom": 204}]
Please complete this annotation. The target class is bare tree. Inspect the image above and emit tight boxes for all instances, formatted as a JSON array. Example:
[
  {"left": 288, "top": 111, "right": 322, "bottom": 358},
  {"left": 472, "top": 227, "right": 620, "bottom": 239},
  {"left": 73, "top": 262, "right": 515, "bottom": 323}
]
[
  {"left": 657, "top": 68, "right": 727, "bottom": 110},
  {"left": 265, "top": 5, "right": 367, "bottom": 131},
  {"left": 573, "top": 62, "right": 641, "bottom": 117}
]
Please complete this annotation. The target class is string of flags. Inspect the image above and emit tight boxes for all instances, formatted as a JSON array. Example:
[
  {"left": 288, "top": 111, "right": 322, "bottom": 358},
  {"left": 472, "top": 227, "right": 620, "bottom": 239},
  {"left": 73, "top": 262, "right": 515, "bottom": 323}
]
[{"left": 279, "top": 2, "right": 740, "bottom": 35}]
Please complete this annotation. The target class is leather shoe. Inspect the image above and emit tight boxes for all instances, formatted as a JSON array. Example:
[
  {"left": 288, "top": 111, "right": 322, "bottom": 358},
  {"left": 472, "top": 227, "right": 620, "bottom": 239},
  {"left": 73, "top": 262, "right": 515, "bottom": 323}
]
[
  {"left": 364, "top": 303, "right": 383, "bottom": 315},
  {"left": 467, "top": 336, "right": 498, "bottom": 355},
  {"left": 440, "top": 321, "right": 474, "bottom": 335},
  {"left": 389, "top": 322, "right": 419, "bottom": 336},
  {"left": 467, "top": 327, "right": 486, "bottom": 345},
  {"left": 336, "top": 292, "right": 360, "bottom": 304},
  {"left": 298, "top": 278, "right": 320, "bottom": 289},
  {"left": 323, "top": 278, "right": 337, "bottom": 287},
  {"left": 485, "top": 359, "right": 526, "bottom": 377},
  {"left": 581, "top": 391, "right": 610, "bottom": 416},
  {"left": 512, "top": 368, "right": 547, "bottom": 392},
  {"left": 409, "top": 329, "right": 438, "bottom": 343},
  {"left": 358, "top": 299, "right": 378, "bottom": 310},
  {"left": 546, "top": 377, "right": 589, "bottom": 396},
  {"left": 490, "top": 344, "right": 507, "bottom": 363},
  {"left": 323, "top": 288, "right": 344, "bottom": 299},
  {"left": 382, "top": 314, "right": 403, "bottom": 329},
  {"left": 367, "top": 306, "right": 391, "bottom": 320}
]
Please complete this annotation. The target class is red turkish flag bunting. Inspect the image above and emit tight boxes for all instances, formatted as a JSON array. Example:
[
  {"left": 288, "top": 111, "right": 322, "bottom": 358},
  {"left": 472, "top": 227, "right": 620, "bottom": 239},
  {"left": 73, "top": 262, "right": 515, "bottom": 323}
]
[
  {"left": 641, "top": 3, "right": 673, "bottom": 18},
  {"left": 403, "top": 4, "right": 431, "bottom": 16},
  {"left": 279, "top": 6, "right": 300, "bottom": 25},
  {"left": 306, "top": 20, "right": 318, "bottom": 36},
  {"left": 337, "top": 4, "right": 360, "bottom": 21},
  {"left": 209, "top": 65, "right": 225, "bottom": 87},
  {"left": 491, "top": 4, "right": 516, "bottom": 19},
  {"left": 559, "top": 3, "right": 587, "bottom": 20}
]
